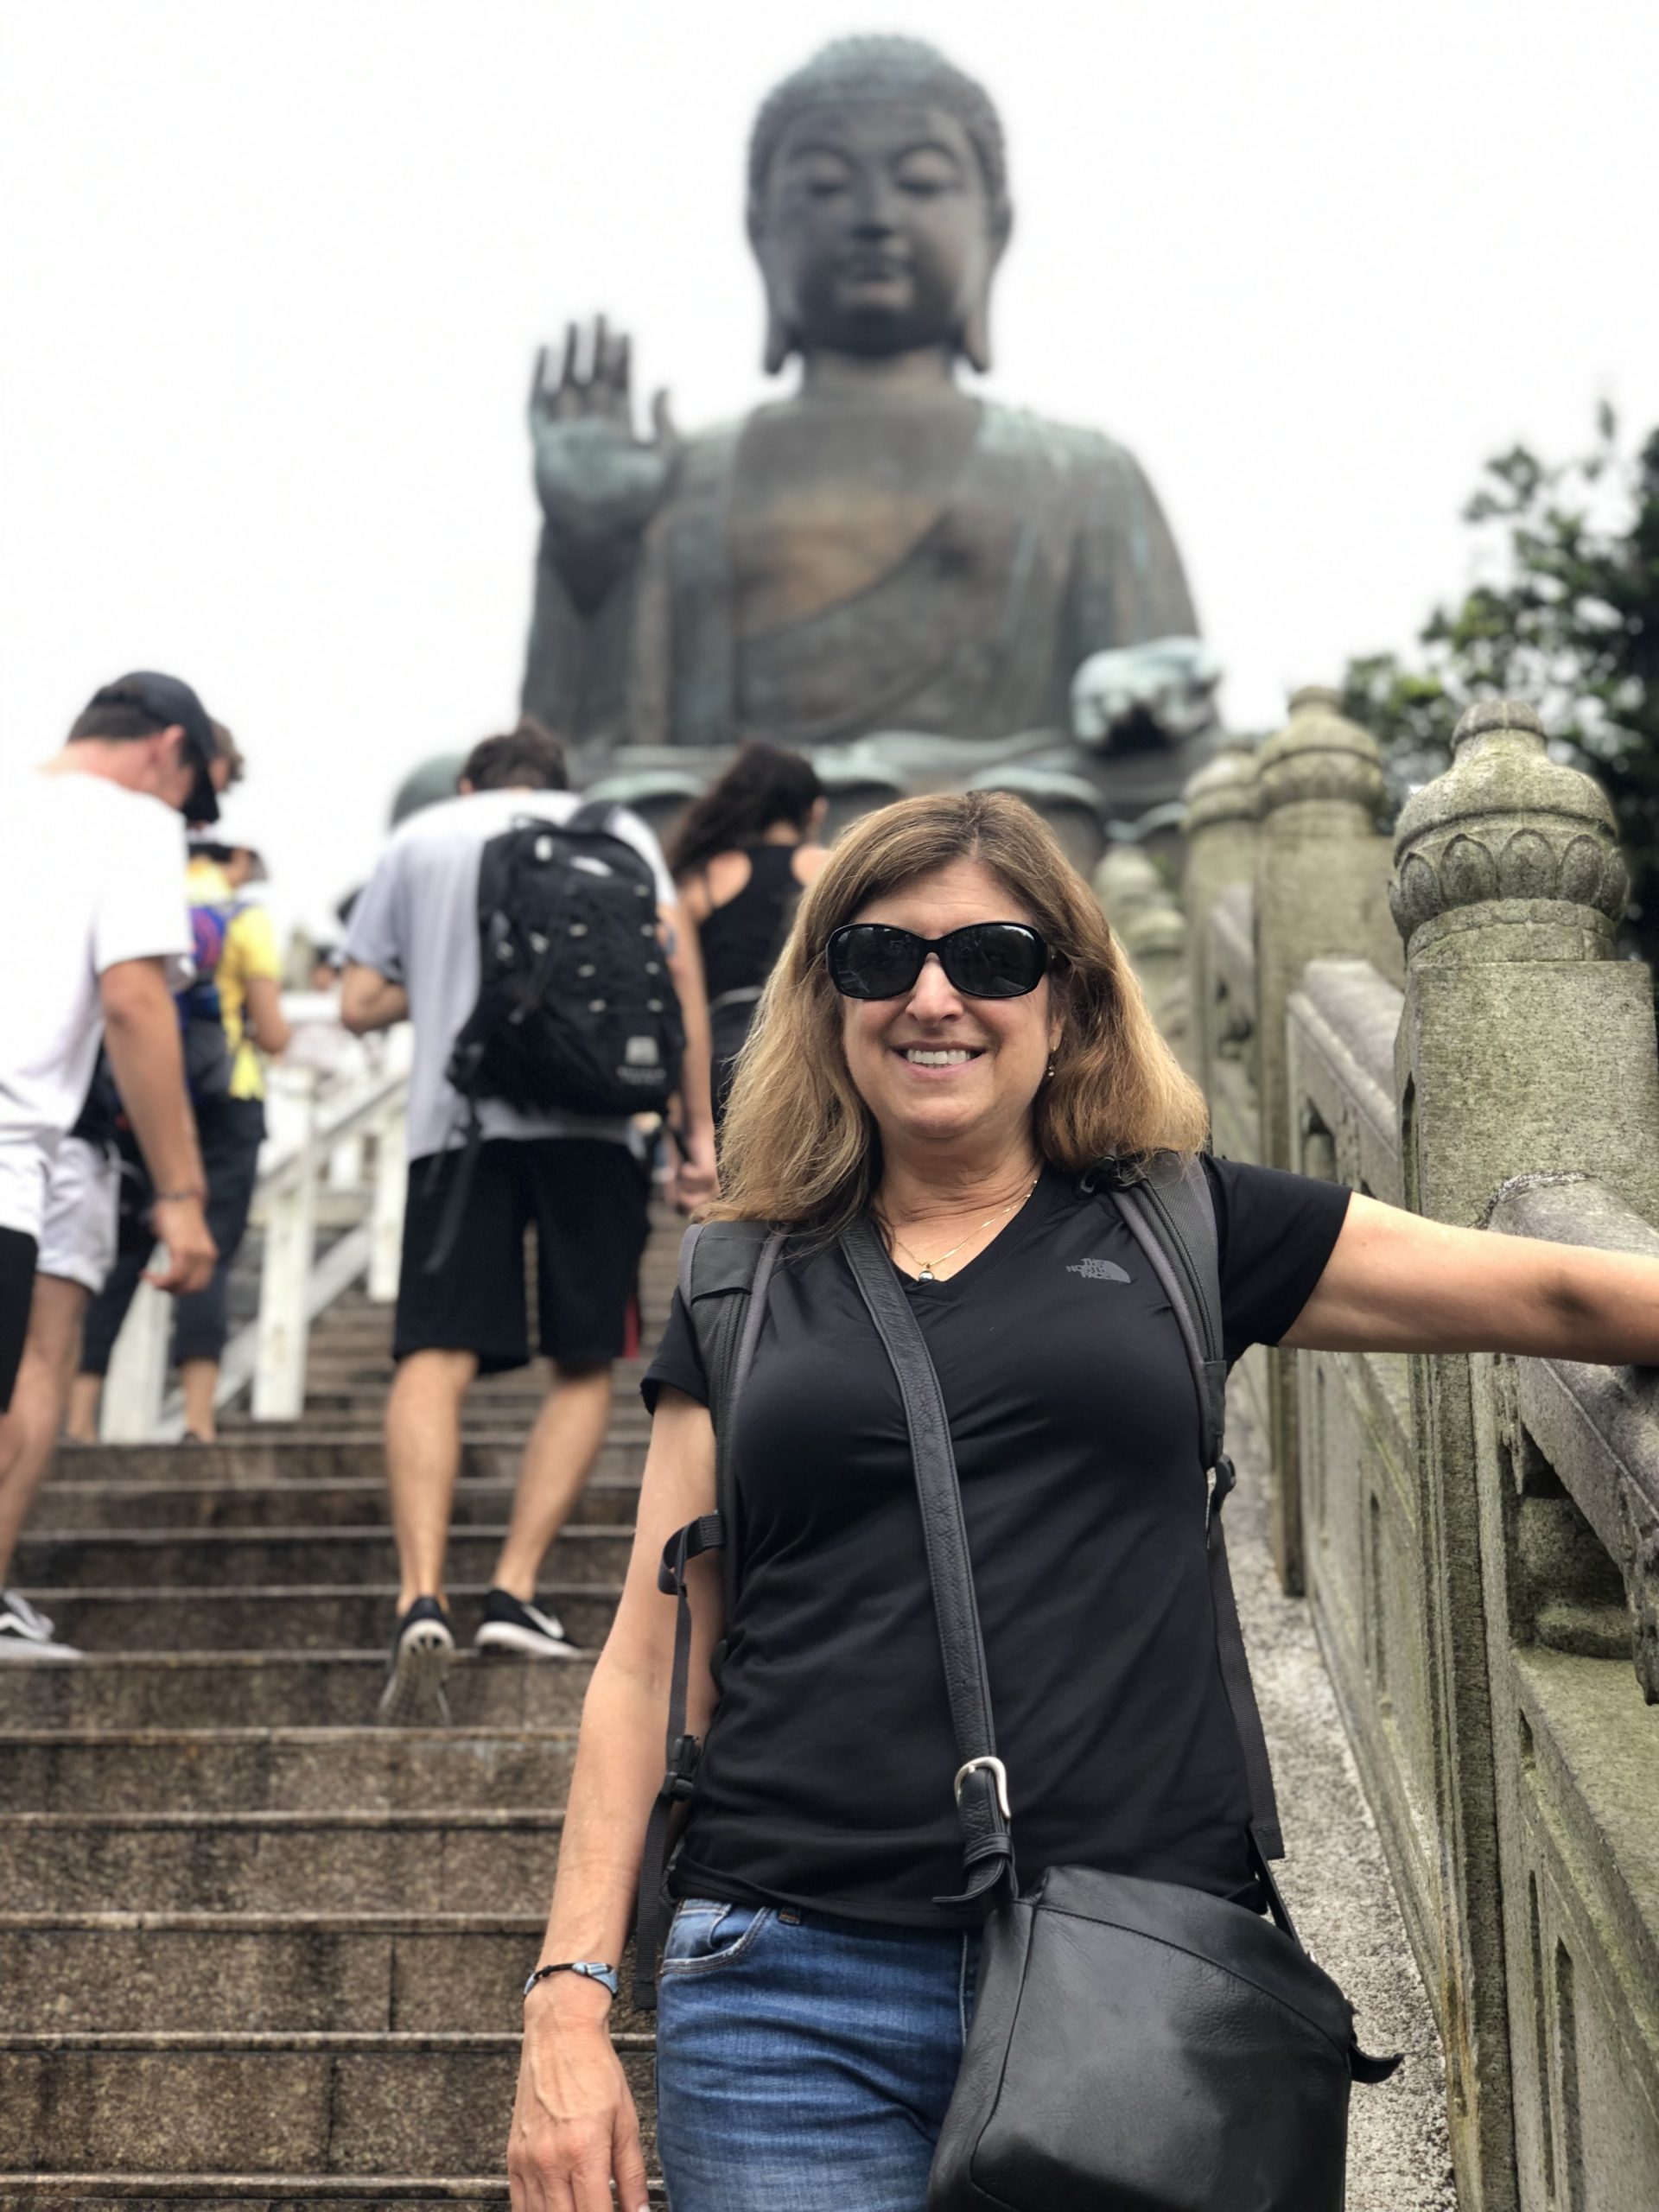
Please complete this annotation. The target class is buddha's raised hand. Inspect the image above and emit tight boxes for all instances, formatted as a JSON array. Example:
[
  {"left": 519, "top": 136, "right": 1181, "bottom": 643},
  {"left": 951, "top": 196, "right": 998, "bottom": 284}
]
[{"left": 529, "top": 318, "right": 680, "bottom": 613}]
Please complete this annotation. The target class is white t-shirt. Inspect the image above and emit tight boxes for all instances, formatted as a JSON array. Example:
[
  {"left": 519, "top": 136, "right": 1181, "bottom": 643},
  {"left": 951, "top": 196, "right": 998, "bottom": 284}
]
[
  {"left": 346, "top": 788, "right": 677, "bottom": 1160},
  {"left": 0, "top": 769, "right": 192, "bottom": 1238}
]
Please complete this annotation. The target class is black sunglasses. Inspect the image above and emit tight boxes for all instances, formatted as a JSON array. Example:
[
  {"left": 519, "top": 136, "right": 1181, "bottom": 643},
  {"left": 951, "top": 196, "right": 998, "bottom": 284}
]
[{"left": 825, "top": 921, "right": 1052, "bottom": 1001}]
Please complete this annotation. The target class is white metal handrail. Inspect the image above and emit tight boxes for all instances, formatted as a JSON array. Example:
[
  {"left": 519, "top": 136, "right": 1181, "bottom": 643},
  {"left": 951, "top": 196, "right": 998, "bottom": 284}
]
[{"left": 99, "top": 1020, "right": 410, "bottom": 1442}]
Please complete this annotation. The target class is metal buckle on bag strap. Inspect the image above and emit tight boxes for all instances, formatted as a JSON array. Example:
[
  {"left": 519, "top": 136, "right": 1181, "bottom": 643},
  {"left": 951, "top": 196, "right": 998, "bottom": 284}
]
[
  {"left": 1206, "top": 1452, "right": 1237, "bottom": 1535},
  {"left": 954, "top": 1755, "right": 1012, "bottom": 1821}
]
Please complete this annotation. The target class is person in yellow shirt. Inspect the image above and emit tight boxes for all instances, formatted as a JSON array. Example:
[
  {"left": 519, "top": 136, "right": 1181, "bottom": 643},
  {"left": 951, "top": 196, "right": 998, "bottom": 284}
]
[{"left": 70, "top": 813, "right": 291, "bottom": 1442}]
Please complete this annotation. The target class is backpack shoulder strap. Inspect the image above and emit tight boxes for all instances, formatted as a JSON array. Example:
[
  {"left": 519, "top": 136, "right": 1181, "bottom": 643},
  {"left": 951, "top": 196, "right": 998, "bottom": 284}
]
[
  {"left": 567, "top": 797, "right": 621, "bottom": 838},
  {"left": 1100, "top": 1151, "right": 1285, "bottom": 1861},
  {"left": 678, "top": 1220, "right": 785, "bottom": 1613},
  {"left": 634, "top": 1217, "right": 784, "bottom": 2008},
  {"left": 1118, "top": 1152, "right": 1227, "bottom": 1472}
]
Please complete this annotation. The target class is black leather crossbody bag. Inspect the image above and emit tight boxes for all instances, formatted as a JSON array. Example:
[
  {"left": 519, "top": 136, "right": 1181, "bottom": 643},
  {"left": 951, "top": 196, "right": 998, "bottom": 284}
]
[{"left": 836, "top": 1175, "right": 1398, "bottom": 2212}]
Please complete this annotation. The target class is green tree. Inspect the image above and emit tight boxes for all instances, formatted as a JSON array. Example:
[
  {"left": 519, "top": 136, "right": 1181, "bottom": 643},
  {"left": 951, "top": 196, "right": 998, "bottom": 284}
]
[{"left": 1343, "top": 410, "right": 1659, "bottom": 966}]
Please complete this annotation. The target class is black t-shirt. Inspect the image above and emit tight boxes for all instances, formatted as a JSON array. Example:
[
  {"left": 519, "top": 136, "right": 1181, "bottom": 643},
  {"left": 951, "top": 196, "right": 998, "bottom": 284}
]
[{"left": 641, "top": 1156, "right": 1350, "bottom": 1929}]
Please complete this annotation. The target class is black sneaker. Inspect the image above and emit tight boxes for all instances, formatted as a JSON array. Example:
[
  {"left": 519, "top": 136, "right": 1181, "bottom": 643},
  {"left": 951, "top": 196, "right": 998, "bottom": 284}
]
[
  {"left": 474, "top": 1587, "right": 582, "bottom": 1660},
  {"left": 378, "top": 1596, "right": 455, "bottom": 1722},
  {"left": 0, "top": 1589, "right": 80, "bottom": 1661}
]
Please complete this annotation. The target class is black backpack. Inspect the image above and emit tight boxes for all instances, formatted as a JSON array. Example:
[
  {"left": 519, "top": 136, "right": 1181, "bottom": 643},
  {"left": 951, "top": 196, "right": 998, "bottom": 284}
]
[
  {"left": 423, "top": 802, "right": 684, "bottom": 1274},
  {"left": 446, "top": 800, "right": 683, "bottom": 1122},
  {"left": 631, "top": 1153, "right": 1288, "bottom": 2007}
]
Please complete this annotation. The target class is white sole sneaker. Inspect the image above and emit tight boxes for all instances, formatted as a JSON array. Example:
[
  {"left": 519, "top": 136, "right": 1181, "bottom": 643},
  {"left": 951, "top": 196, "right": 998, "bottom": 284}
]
[
  {"left": 378, "top": 1613, "right": 454, "bottom": 1724},
  {"left": 475, "top": 1619, "right": 583, "bottom": 1661},
  {"left": 0, "top": 1636, "right": 82, "bottom": 1662}
]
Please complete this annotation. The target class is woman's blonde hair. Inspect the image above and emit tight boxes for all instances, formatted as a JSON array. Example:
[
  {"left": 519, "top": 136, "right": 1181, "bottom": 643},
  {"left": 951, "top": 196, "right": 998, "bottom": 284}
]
[{"left": 709, "top": 791, "right": 1207, "bottom": 1232}]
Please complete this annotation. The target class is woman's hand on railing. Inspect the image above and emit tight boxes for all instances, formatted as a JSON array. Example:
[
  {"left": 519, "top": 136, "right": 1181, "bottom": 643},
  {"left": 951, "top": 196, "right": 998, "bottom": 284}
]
[{"left": 507, "top": 1987, "right": 649, "bottom": 2212}]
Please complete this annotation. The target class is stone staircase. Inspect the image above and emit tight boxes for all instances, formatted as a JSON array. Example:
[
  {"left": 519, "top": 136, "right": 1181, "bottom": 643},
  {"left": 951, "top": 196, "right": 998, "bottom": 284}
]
[{"left": 0, "top": 1211, "right": 683, "bottom": 2205}]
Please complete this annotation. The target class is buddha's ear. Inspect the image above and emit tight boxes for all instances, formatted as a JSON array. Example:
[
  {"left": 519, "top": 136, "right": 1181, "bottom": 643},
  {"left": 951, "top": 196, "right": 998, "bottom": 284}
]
[
  {"left": 763, "top": 304, "right": 796, "bottom": 375},
  {"left": 960, "top": 213, "right": 1011, "bottom": 376},
  {"left": 960, "top": 293, "right": 993, "bottom": 375},
  {"left": 751, "top": 211, "right": 798, "bottom": 375}
]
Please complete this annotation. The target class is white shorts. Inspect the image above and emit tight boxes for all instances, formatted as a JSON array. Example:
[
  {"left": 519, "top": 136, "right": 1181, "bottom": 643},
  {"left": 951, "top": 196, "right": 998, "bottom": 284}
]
[{"left": 35, "top": 1137, "right": 119, "bottom": 1294}]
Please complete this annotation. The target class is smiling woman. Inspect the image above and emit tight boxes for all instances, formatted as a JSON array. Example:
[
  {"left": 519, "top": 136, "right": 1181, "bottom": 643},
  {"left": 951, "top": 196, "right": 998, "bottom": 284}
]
[
  {"left": 506, "top": 792, "right": 1659, "bottom": 2212},
  {"left": 710, "top": 789, "right": 1205, "bottom": 1242}
]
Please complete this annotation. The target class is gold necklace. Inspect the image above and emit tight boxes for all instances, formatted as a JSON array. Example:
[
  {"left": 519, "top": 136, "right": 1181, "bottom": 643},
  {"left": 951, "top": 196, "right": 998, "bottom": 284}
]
[{"left": 882, "top": 1175, "right": 1039, "bottom": 1283}]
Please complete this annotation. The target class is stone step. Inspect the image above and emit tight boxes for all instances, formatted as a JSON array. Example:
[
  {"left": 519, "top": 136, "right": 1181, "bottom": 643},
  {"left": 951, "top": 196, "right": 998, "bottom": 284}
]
[
  {"left": 225, "top": 1395, "right": 597, "bottom": 1424},
  {"left": 285, "top": 1351, "right": 652, "bottom": 1382},
  {"left": 0, "top": 1915, "right": 658, "bottom": 2037},
  {"left": 0, "top": 1651, "right": 595, "bottom": 1732},
  {"left": 29, "top": 1475, "right": 643, "bottom": 1533},
  {"left": 20, "top": 1584, "right": 620, "bottom": 1652},
  {"left": 46, "top": 1441, "right": 646, "bottom": 1489},
  {"left": 0, "top": 2184, "right": 527, "bottom": 2209},
  {"left": 16, "top": 1527, "right": 632, "bottom": 1590},
  {"left": 0, "top": 1809, "right": 563, "bottom": 1915},
  {"left": 0, "top": 2031, "right": 653, "bottom": 2174},
  {"left": 0, "top": 1727, "right": 577, "bottom": 1814},
  {"left": 211, "top": 1412, "right": 654, "bottom": 1444}
]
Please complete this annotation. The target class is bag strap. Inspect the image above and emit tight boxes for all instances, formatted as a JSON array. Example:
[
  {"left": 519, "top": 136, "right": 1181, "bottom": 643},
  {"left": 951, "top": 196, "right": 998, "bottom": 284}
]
[
  {"left": 566, "top": 796, "right": 621, "bottom": 838},
  {"left": 839, "top": 1217, "right": 1019, "bottom": 1909},
  {"left": 632, "top": 1219, "right": 784, "bottom": 2008},
  {"left": 1102, "top": 1155, "right": 1284, "bottom": 1860}
]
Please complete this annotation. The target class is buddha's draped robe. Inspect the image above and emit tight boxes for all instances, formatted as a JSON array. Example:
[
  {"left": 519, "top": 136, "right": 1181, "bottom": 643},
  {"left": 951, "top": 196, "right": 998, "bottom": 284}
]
[{"left": 628, "top": 399, "right": 1197, "bottom": 749}]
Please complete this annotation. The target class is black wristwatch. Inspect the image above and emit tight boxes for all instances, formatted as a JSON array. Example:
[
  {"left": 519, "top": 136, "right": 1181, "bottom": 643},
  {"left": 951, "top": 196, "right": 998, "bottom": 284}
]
[{"left": 524, "top": 1959, "right": 620, "bottom": 2000}]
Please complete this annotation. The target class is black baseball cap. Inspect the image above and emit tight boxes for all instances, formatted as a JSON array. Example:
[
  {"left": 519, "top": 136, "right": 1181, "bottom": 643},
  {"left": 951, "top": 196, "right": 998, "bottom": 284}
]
[{"left": 86, "top": 671, "right": 221, "bottom": 823}]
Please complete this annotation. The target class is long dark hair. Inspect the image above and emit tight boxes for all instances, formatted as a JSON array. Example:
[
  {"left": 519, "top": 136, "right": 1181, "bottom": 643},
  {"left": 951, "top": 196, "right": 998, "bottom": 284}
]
[{"left": 666, "top": 742, "right": 823, "bottom": 880}]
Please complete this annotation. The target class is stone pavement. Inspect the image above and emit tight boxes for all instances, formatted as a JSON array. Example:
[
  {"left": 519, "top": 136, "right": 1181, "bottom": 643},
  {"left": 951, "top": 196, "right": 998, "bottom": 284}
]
[
  {"left": 1227, "top": 1394, "right": 1459, "bottom": 2211},
  {"left": 0, "top": 1202, "right": 1455, "bottom": 2203}
]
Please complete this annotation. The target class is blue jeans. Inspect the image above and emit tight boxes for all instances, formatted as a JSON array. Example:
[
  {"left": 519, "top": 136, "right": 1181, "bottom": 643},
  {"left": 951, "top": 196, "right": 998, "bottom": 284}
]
[{"left": 655, "top": 1897, "right": 981, "bottom": 2210}]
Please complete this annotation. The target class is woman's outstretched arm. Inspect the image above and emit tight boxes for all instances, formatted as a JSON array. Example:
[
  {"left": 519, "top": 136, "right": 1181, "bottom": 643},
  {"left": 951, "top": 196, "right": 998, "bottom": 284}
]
[
  {"left": 507, "top": 1386, "right": 720, "bottom": 2212},
  {"left": 1285, "top": 1192, "right": 1659, "bottom": 1363}
]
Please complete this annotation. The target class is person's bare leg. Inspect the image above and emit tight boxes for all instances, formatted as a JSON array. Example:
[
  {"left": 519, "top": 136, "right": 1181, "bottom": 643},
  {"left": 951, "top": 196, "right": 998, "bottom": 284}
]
[
  {"left": 489, "top": 1359, "right": 613, "bottom": 1599},
  {"left": 64, "top": 1373, "right": 102, "bottom": 1445},
  {"left": 384, "top": 1348, "right": 477, "bottom": 1611},
  {"left": 180, "top": 1358, "right": 219, "bottom": 1442},
  {"left": 0, "top": 1276, "right": 90, "bottom": 1587}
]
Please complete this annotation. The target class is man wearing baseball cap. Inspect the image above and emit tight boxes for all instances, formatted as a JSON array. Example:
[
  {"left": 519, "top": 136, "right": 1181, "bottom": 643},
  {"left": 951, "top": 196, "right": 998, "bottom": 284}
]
[{"left": 0, "top": 672, "right": 221, "bottom": 1658}]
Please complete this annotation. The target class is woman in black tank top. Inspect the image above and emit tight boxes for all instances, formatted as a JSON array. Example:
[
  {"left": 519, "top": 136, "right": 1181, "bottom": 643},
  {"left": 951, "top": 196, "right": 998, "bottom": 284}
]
[{"left": 668, "top": 744, "right": 830, "bottom": 1126}]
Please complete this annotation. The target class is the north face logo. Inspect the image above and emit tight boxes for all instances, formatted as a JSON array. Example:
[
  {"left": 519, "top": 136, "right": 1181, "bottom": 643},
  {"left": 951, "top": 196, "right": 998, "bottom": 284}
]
[{"left": 1067, "top": 1258, "right": 1132, "bottom": 1283}]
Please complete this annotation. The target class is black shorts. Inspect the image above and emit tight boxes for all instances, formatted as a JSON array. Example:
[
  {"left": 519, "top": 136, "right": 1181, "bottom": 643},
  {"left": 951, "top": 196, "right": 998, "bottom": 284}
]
[
  {"left": 0, "top": 1226, "right": 39, "bottom": 1414},
  {"left": 395, "top": 1137, "right": 650, "bottom": 1374}
]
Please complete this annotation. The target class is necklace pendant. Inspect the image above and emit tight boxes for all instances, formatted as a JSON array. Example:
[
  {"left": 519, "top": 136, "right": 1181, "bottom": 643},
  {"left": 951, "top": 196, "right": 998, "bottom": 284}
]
[{"left": 918, "top": 1265, "right": 937, "bottom": 1283}]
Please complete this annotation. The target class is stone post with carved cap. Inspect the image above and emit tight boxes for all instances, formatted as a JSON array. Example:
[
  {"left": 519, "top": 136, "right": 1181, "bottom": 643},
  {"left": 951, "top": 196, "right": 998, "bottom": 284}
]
[
  {"left": 1180, "top": 736, "right": 1260, "bottom": 1095},
  {"left": 1255, "top": 687, "right": 1395, "bottom": 1591},
  {"left": 1094, "top": 846, "right": 1190, "bottom": 1062},
  {"left": 1392, "top": 697, "right": 1659, "bottom": 2211}
]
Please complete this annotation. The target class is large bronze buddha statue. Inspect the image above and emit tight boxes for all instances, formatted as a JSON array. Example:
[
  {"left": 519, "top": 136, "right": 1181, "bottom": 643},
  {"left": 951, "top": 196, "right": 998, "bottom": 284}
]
[{"left": 522, "top": 35, "right": 1215, "bottom": 852}]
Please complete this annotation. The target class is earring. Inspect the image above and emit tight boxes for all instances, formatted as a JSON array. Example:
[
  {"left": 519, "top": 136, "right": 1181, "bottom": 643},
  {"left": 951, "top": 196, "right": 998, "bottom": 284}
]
[{"left": 1045, "top": 1057, "right": 1057, "bottom": 1082}]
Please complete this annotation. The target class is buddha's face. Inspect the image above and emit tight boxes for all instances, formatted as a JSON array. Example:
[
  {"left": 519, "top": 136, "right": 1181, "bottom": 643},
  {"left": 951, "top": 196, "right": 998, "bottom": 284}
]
[{"left": 753, "top": 100, "right": 1000, "bottom": 363}]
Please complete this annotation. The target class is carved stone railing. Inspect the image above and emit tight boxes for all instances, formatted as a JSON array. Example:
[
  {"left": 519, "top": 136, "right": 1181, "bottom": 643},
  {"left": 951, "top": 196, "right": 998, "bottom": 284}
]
[
  {"left": 1205, "top": 883, "right": 1261, "bottom": 1166},
  {"left": 1181, "top": 692, "right": 1659, "bottom": 2210},
  {"left": 1282, "top": 958, "right": 1441, "bottom": 2001},
  {"left": 1094, "top": 845, "right": 1192, "bottom": 1068},
  {"left": 1471, "top": 1176, "right": 1659, "bottom": 2205}
]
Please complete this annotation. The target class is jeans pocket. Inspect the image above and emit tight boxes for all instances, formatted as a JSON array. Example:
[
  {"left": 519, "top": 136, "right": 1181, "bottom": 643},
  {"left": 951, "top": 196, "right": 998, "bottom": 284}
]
[{"left": 661, "top": 1897, "right": 773, "bottom": 1975}]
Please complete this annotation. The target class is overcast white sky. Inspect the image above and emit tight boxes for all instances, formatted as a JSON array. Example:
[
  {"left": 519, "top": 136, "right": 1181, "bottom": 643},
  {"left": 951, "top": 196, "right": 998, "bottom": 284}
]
[{"left": 3, "top": 0, "right": 1654, "bottom": 937}]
